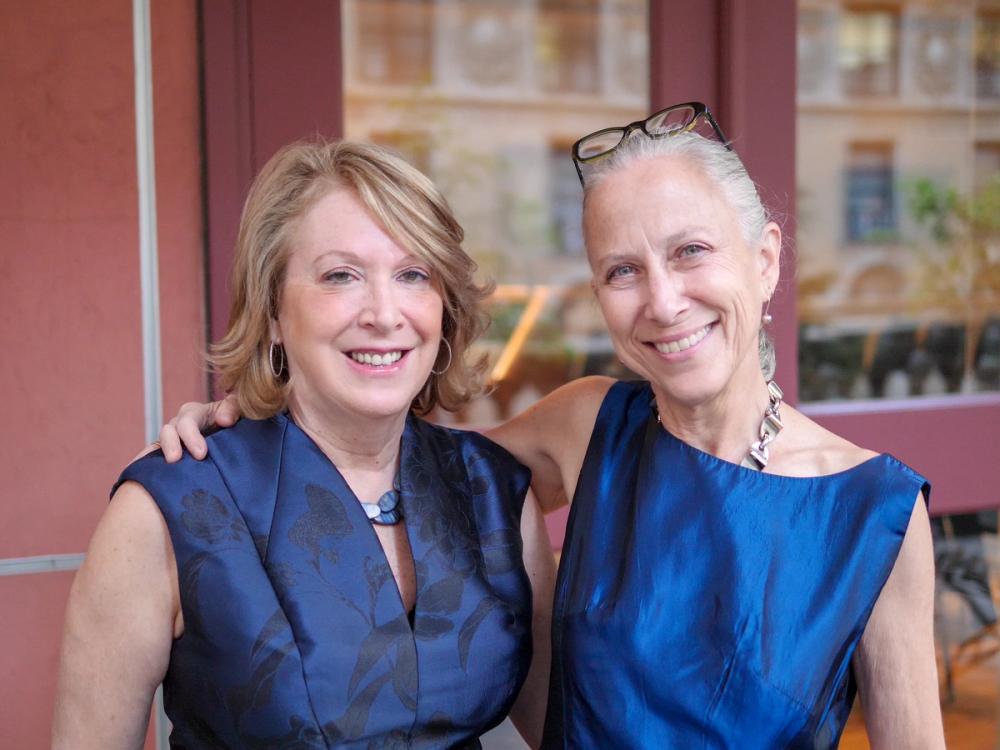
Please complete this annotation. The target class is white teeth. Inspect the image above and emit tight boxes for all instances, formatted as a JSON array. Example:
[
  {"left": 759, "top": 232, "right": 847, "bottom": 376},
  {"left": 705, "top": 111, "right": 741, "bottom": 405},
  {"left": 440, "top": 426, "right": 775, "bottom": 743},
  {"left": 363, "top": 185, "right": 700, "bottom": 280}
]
[
  {"left": 351, "top": 351, "right": 402, "bottom": 366},
  {"left": 654, "top": 325, "right": 711, "bottom": 354}
]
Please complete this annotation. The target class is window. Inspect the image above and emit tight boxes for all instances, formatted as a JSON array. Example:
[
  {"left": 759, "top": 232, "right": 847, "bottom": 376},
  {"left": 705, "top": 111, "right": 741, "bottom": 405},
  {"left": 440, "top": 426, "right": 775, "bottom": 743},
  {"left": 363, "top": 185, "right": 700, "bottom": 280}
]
[
  {"left": 839, "top": 7, "right": 899, "bottom": 97},
  {"left": 537, "top": 0, "right": 600, "bottom": 95},
  {"left": 976, "top": 12, "right": 1000, "bottom": 99},
  {"left": 974, "top": 142, "right": 1000, "bottom": 191},
  {"left": 845, "top": 142, "right": 895, "bottom": 243},
  {"left": 354, "top": 0, "right": 434, "bottom": 86},
  {"left": 548, "top": 143, "right": 584, "bottom": 257}
]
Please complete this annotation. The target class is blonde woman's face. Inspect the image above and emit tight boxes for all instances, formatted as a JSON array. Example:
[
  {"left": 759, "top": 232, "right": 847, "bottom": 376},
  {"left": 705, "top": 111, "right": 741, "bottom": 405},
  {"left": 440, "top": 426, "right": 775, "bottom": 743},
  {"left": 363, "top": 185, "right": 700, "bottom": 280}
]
[{"left": 273, "top": 187, "right": 444, "bottom": 425}]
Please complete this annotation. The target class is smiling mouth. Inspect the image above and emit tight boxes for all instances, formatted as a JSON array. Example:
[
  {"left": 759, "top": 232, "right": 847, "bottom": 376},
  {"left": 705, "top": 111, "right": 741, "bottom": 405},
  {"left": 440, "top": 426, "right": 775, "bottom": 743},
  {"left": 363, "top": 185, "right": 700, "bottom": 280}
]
[
  {"left": 349, "top": 350, "right": 405, "bottom": 367},
  {"left": 652, "top": 323, "right": 713, "bottom": 354}
]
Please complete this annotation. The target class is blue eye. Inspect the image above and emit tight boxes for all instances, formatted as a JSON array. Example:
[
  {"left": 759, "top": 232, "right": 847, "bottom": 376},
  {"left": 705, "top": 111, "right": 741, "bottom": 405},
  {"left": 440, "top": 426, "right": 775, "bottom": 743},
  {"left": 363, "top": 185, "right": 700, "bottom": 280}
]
[
  {"left": 678, "top": 244, "right": 707, "bottom": 258},
  {"left": 606, "top": 264, "right": 638, "bottom": 282}
]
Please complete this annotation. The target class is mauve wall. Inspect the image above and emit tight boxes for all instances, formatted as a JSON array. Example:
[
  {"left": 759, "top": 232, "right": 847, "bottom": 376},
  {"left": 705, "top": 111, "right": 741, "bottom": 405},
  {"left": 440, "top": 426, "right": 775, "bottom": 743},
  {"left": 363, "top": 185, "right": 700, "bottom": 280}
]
[{"left": 0, "top": 0, "right": 204, "bottom": 744}]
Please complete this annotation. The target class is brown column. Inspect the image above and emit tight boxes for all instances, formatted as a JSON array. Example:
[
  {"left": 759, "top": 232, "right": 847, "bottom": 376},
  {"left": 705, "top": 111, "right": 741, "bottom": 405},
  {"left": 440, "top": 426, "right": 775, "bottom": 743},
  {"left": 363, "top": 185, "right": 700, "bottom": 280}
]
[{"left": 201, "top": 0, "right": 343, "bottom": 348}]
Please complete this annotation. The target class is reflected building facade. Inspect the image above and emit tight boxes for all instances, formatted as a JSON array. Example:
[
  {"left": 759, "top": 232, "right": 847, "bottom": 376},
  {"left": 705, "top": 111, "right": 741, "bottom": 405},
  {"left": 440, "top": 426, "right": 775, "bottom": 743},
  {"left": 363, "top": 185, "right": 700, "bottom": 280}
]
[{"left": 797, "top": 1, "right": 1000, "bottom": 402}]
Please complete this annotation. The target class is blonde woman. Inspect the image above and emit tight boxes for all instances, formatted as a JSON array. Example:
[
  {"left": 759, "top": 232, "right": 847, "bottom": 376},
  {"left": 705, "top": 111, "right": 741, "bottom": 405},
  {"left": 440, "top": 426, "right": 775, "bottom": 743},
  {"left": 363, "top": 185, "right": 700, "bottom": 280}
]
[{"left": 53, "top": 141, "right": 554, "bottom": 750}]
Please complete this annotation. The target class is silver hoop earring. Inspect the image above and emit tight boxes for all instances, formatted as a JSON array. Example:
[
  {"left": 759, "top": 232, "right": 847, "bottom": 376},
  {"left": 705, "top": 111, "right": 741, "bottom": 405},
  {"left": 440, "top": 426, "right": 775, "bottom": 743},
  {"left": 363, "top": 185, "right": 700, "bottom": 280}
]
[
  {"left": 269, "top": 341, "right": 286, "bottom": 380},
  {"left": 431, "top": 339, "right": 452, "bottom": 376}
]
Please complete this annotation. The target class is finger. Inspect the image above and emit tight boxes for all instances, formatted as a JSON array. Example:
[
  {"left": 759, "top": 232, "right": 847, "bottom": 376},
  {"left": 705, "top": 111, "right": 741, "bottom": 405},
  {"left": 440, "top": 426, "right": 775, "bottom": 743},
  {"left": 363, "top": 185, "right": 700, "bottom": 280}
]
[
  {"left": 213, "top": 394, "right": 241, "bottom": 426},
  {"left": 158, "top": 422, "right": 183, "bottom": 463},
  {"left": 176, "top": 414, "right": 208, "bottom": 460}
]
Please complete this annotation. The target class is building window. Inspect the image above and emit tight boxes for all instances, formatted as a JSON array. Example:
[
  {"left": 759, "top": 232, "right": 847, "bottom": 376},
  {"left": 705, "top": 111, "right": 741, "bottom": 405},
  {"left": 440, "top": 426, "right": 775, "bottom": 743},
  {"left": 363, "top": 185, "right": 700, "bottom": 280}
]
[
  {"left": 355, "top": 0, "right": 434, "bottom": 86},
  {"left": 845, "top": 142, "right": 896, "bottom": 242},
  {"left": 549, "top": 143, "right": 584, "bottom": 256},
  {"left": 537, "top": 0, "right": 600, "bottom": 95},
  {"left": 976, "top": 13, "right": 1000, "bottom": 99},
  {"left": 974, "top": 142, "right": 1000, "bottom": 192},
  {"left": 839, "top": 7, "right": 899, "bottom": 97}
]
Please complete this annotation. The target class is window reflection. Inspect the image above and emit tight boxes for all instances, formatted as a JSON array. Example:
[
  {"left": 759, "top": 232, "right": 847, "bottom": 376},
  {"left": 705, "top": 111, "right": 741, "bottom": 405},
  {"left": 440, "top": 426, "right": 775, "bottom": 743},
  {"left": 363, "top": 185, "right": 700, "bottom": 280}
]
[
  {"left": 538, "top": 0, "right": 600, "bottom": 94},
  {"left": 839, "top": 7, "right": 899, "bottom": 97},
  {"left": 845, "top": 142, "right": 896, "bottom": 243},
  {"left": 798, "top": 1, "right": 1000, "bottom": 403},
  {"left": 354, "top": 0, "right": 434, "bottom": 85},
  {"left": 976, "top": 11, "right": 1000, "bottom": 99}
]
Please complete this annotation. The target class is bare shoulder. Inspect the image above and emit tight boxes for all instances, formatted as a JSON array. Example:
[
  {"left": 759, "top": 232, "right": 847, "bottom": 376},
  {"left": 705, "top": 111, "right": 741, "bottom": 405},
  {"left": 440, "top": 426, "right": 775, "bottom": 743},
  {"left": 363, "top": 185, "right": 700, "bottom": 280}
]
[
  {"left": 526, "top": 375, "right": 615, "bottom": 419},
  {"left": 768, "top": 405, "right": 879, "bottom": 477}
]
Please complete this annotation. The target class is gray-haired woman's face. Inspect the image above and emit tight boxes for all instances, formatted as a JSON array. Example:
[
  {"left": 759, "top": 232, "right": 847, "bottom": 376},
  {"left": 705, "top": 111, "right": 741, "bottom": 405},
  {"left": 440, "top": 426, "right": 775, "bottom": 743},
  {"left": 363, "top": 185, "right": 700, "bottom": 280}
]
[{"left": 583, "top": 154, "right": 780, "bottom": 405}]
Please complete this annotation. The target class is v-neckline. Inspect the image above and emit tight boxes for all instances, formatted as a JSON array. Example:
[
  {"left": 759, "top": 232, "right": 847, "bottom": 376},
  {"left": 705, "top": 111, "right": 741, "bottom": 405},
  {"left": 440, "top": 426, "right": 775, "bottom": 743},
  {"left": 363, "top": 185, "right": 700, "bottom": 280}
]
[{"left": 282, "top": 413, "right": 424, "bottom": 631}]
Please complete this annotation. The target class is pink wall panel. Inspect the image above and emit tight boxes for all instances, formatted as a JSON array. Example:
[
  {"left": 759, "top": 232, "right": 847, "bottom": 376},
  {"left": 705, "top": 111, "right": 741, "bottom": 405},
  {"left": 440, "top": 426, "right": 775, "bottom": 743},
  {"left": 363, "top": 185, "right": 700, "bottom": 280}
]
[
  {"left": 0, "top": 573, "right": 75, "bottom": 747},
  {"left": 0, "top": 0, "right": 144, "bottom": 557},
  {"left": 0, "top": 0, "right": 205, "bottom": 559}
]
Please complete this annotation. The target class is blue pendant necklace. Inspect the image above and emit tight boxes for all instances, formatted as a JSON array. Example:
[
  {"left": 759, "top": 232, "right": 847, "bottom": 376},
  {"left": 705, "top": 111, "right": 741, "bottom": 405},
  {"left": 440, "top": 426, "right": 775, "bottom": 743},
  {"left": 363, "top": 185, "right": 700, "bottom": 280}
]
[{"left": 360, "top": 472, "right": 403, "bottom": 525}]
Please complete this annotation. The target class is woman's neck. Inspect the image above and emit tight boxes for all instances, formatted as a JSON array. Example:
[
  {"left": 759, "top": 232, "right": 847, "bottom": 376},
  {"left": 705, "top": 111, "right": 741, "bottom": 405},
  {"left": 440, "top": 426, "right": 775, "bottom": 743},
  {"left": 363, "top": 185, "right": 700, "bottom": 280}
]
[
  {"left": 654, "top": 367, "right": 773, "bottom": 466},
  {"left": 286, "top": 395, "right": 406, "bottom": 478}
]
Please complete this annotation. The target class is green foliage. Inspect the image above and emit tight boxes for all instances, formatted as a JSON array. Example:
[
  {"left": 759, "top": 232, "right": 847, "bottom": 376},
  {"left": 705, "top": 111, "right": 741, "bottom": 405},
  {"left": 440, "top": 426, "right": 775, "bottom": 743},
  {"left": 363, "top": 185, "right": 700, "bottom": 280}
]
[{"left": 903, "top": 175, "right": 1000, "bottom": 306}]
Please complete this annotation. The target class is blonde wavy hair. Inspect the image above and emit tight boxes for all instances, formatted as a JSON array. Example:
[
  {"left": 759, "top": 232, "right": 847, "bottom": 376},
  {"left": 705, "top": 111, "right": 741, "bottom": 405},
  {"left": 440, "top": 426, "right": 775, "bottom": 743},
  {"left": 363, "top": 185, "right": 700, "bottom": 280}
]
[{"left": 209, "top": 139, "right": 492, "bottom": 418}]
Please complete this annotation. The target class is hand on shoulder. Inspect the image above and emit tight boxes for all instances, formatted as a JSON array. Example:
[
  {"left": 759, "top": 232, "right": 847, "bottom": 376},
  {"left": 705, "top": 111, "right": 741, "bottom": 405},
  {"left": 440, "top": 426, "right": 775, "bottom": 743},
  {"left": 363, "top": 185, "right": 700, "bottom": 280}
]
[{"left": 158, "top": 394, "right": 242, "bottom": 463}]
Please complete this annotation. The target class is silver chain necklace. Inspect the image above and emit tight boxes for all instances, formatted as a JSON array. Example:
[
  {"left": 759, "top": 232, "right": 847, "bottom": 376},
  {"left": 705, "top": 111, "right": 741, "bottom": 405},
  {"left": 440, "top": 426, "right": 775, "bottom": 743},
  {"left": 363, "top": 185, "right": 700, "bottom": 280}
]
[
  {"left": 654, "top": 380, "right": 785, "bottom": 471},
  {"left": 741, "top": 380, "right": 784, "bottom": 471}
]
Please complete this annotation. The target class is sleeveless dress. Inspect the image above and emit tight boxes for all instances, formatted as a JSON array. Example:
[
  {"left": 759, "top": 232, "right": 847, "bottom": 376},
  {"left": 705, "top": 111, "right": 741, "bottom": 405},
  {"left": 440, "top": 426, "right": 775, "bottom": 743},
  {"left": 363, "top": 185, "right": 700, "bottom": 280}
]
[
  {"left": 542, "top": 381, "right": 929, "bottom": 749},
  {"left": 116, "top": 412, "right": 533, "bottom": 749}
]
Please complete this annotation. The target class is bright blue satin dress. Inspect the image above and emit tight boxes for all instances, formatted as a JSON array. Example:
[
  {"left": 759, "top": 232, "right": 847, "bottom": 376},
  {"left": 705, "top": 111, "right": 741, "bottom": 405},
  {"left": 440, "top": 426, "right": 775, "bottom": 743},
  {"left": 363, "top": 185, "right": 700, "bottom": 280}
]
[
  {"left": 116, "top": 412, "right": 532, "bottom": 749},
  {"left": 543, "top": 381, "right": 928, "bottom": 749}
]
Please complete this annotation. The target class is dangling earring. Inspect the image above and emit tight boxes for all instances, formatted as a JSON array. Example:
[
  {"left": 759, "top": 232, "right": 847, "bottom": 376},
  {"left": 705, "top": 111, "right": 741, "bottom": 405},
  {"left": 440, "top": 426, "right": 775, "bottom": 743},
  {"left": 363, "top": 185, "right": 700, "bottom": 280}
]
[
  {"left": 431, "top": 339, "right": 453, "bottom": 376},
  {"left": 269, "top": 341, "right": 286, "bottom": 380},
  {"left": 762, "top": 291, "right": 773, "bottom": 326}
]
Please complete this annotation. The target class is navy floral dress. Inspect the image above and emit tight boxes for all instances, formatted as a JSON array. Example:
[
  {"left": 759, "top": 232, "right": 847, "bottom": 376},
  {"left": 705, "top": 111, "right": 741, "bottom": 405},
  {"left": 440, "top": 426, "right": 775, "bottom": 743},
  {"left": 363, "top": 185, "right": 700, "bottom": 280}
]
[{"left": 116, "top": 413, "right": 533, "bottom": 749}]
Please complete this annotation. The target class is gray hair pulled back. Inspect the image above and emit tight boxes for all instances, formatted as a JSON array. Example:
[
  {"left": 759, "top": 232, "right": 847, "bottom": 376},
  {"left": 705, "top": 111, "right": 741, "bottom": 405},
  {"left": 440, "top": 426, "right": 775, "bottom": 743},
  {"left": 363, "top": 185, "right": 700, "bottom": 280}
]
[{"left": 580, "top": 131, "right": 777, "bottom": 379}]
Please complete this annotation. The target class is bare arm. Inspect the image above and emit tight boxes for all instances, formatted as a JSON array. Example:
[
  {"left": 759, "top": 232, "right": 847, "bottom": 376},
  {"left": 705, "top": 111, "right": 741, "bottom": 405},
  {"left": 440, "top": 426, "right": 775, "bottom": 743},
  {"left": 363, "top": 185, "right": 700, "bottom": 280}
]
[
  {"left": 508, "top": 489, "right": 557, "bottom": 749},
  {"left": 853, "top": 494, "right": 944, "bottom": 749},
  {"left": 52, "top": 483, "right": 181, "bottom": 750}
]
